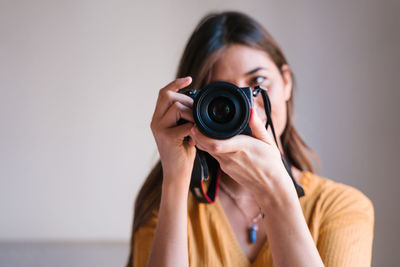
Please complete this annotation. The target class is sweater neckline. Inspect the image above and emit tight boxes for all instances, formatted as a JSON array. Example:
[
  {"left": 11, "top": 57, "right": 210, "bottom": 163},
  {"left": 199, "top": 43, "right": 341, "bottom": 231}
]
[
  {"left": 214, "top": 196, "right": 269, "bottom": 265},
  {"left": 212, "top": 171, "right": 313, "bottom": 265}
]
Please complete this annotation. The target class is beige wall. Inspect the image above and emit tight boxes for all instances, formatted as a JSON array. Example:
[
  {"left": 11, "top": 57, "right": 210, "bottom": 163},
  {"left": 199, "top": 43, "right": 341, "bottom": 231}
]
[{"left": 0, "top": 0, "right": 399, "bottom": 265}]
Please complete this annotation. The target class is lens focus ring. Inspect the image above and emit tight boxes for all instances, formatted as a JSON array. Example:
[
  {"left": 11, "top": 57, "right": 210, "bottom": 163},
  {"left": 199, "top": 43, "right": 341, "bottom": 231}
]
[{"left": 193, "top": 81, "right": 251, "bottom": 139}]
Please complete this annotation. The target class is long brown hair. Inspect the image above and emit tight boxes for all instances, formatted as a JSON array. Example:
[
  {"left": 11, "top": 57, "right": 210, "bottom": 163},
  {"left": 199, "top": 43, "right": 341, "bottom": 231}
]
[{"left": 127, "top": 11, "right": 317, "bottom": 266}]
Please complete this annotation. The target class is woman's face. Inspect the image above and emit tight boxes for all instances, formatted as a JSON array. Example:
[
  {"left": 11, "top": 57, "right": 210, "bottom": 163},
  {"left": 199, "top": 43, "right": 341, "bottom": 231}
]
[{"left": 209, "top": 44, "right": 293, "bottom": 139}]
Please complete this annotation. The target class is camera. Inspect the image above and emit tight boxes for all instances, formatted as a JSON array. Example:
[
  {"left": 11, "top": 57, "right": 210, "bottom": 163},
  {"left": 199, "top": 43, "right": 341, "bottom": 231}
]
[
  {"left": 178, "top": 81, "right": 305, "bottom": 202},
  {"left": 179, "top": 81, "right": 253, "bottom": 139}
]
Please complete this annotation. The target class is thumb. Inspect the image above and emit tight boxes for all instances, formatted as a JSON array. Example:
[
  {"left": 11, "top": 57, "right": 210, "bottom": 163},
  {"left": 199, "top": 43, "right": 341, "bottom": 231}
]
[{"left": 249, "top": 108, "right": 274, "bottom": 145}]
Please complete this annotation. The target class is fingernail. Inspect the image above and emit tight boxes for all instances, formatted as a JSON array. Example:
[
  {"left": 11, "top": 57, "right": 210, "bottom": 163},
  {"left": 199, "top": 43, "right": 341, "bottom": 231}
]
[
  {"left": 191, "top": 126, "right": 196, "bottom": 134},
  {"left": 250, "top": 108, "right": 254, "bottom": 120},
  {"left": 183, "top": 76, "right": 191, "bottom": 82}
]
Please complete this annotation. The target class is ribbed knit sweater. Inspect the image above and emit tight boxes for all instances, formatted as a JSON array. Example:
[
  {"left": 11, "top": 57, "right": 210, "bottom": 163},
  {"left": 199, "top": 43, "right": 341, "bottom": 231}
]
[{"left": 133, "top": 172, "right": 374, "bottom": 266}]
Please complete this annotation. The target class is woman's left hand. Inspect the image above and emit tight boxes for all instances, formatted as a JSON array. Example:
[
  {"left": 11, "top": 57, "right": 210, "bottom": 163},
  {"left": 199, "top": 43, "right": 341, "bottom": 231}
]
[{"left": 189, "top": 108, "right": 296, "bottom": 202}]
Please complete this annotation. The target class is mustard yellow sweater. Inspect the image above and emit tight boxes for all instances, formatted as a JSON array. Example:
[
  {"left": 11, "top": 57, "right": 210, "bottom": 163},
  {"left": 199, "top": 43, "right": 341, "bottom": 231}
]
[{"left": 133, "top": 172, "right": 374, "bottom": 266}]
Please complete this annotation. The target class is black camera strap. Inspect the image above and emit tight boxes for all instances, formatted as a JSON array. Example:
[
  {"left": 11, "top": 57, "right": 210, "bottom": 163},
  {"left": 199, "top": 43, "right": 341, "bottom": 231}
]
[
  {"left": 189, "top": 86, "right": 305, "bottom": 203},
  {"left": 189, "top": 150, "right": 221, "bottom": 203},
  {"left": 254, "top": 86, "right": 305, "bottom": 198}
]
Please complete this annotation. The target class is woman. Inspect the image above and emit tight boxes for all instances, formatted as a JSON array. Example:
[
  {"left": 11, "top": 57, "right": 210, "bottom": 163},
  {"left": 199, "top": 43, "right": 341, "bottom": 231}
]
[{"left": 127, "top": 11, "right": 374, "bottom": 267}]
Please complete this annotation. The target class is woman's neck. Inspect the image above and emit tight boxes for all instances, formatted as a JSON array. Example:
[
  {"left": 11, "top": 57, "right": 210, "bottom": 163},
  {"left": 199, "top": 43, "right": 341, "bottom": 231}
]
[{"left": 220, "top": 172, "right": 254, "bottom": 198}]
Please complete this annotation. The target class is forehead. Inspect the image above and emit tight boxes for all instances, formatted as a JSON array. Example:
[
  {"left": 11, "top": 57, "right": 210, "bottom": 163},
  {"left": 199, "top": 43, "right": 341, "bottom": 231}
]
[{"left": 211, "top": 44, "right": 276, "bottom": 79}]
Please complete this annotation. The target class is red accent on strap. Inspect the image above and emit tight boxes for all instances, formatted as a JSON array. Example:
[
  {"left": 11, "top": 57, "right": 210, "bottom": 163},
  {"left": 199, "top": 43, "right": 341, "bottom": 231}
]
[
  {"left": 215, "top": 168, "right": 221, "bottom": 201},
  {"left": 200, "top": 168, "right": 221, "bottom": 204}
]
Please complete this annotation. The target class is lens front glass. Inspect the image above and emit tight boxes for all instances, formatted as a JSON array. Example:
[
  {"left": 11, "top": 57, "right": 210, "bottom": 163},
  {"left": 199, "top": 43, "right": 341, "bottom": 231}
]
[
  {"left": 208, "top": 96, "right": 235, "bottom": 123},
  {"left": 194, "top": 81, "right": 251, "bottom": 139}
]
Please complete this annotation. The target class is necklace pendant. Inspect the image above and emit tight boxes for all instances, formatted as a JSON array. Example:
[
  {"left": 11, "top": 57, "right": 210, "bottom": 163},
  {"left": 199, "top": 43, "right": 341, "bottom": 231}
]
[{"left": 249, "top": 224, "right": 257, "bottom": 244}]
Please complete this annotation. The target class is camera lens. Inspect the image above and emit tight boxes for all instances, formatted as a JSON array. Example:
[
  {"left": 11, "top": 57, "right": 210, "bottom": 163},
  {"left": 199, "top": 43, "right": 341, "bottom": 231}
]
[
  {"left": 192, "top": 81, "right": 252, "bottom": 139},
  {"left": 208, "top": 96, "right": 235, "bottom": 123}
]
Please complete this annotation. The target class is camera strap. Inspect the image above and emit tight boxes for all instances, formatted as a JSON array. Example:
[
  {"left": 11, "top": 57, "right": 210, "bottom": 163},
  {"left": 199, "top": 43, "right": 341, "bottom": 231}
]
[
  {"left": 254, "top": 86, "right": 305, "bottom": 198},
  {"left": 189, "top": 150, "right": 221, "bottom": 203}
]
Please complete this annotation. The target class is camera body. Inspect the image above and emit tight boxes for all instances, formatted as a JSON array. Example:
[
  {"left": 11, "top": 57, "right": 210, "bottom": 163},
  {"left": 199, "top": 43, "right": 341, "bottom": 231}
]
[{"left": 179, "top": 81, "right": 253, "bottom": 139}]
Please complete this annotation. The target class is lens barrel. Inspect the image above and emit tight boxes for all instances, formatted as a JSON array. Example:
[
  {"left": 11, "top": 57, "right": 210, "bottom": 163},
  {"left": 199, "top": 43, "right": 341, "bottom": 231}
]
[{"left": 193, "top": 81, "right": 251, "bottom": 139}]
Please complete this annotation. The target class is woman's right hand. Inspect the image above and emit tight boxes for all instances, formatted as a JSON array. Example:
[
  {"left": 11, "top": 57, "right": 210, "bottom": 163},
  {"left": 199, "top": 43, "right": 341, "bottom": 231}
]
[{"left": 150, "top": 77, "right": 196, "bottom": 189}]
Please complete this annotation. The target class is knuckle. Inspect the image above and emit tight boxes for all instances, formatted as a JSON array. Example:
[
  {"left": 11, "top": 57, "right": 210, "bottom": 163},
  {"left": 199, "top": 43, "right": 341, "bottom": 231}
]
[
  {"left": 174, "top": 101, "right": 186, "bottom": 113},
  {"left": 169, "top": 101, "right": 179, "bottom": 113},
  {"left": 238, "top": 149, "right": 250, "bottom": 159},
  {"left": 210, "top": 142, "right": 222, "bottom": 153},
  {"left": 159, "top": 87, "right": 173, "bottom": 97},
  {"left": 166, "top": 90, "right": 174, "bottom": 98},
  {"left": 172, "top": 100, "right": 181, "bottom": 108},
  {"left": 150, "top": 123, "right": 159, "bottom": 134},
  {"left": 150, "top": 118, "right": 156, "bottom": 129},
  {"left": 158, "top": 88, "right": 166, "bottom": 99}
]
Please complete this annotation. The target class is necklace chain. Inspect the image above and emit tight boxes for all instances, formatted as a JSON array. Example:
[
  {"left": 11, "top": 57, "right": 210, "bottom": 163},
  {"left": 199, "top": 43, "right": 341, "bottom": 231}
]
[{"left": 219, "top": 182, "right": 264, "bottom": 226}]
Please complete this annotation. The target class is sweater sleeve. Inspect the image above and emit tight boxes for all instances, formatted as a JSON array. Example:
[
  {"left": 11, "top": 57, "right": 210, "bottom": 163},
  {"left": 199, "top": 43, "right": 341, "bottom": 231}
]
[
  {"left": 316, "top": 183, "right": 374, "bottom": 267},
  {"left": 131, "top": 213, "right": 158, "bottom": 267}
]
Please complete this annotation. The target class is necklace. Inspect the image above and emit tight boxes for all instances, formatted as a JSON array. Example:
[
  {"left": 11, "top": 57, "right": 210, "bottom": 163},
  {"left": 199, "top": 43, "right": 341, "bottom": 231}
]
[{"left": 219, "top": 182, "right": 264, "bottom": 244}]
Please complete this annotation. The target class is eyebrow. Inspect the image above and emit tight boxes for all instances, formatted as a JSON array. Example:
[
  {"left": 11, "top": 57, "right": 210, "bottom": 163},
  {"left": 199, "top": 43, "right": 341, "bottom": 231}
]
[{"left": 245, "top": 67, "right": 267, "bottom": 76}]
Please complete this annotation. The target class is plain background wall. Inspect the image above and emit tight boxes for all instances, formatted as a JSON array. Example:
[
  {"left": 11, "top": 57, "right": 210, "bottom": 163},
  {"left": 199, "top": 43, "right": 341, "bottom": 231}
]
[{"left": 0, "top": 0, "right": 399, "bottom": 266}]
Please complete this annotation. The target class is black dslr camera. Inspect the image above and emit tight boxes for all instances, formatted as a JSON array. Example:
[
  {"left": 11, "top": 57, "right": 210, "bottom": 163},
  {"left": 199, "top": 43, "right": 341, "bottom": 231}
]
[
  {"left": 178, "top": 81, "right": 305, "bottom": 203},
  {"left": 179, "top": 81, "right": 253, "bottom": 139}
]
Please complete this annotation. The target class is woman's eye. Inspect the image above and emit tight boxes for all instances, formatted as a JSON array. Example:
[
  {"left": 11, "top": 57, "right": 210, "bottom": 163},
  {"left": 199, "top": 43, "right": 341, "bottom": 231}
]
[{"left": 250, "top": 76, "right": 267, "bottom": 86}]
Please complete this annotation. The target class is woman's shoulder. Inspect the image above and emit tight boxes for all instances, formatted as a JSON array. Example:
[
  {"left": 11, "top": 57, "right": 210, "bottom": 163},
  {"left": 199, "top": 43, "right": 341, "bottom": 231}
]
[
  {"left": 299, "top": 171, "right": 374, "bottom": 224},
  {"left": 300, "top": 172, "right": 374, "bottom": 266}
]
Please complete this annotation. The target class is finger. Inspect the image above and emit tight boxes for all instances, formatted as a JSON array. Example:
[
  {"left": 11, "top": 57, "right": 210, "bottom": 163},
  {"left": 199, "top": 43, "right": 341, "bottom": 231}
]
[
  {"left": 158, "top": 89, "right": 194, "bottom": 109},
  {"left": 167, "top": 121, "right": 195, "bottom": 140},
  {"left": 190, "top": 125, "right": 252, "bottom": 154},
  {"left": 153, "top": 77, "right": 193, "bottom": 119},
  {"left": 160, "top": 101, "right": 194, "bottom": 128},
  {"left": 163, "top": 76, "right": 192, "bottom": 93},
  {"left": 249, "top": 108, "right": 275, "bottom": 146}
]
